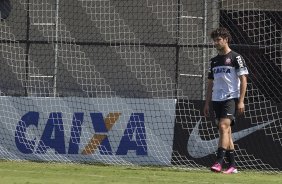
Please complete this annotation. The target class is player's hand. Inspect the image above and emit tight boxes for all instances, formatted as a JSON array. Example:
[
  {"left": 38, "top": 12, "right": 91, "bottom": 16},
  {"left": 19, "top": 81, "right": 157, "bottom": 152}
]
[
  {"left": 237, "top": 101, "right": 245, "bottom": 115},
  {"left": 203, "top": 103, "right": 209, "bottom": 117}
]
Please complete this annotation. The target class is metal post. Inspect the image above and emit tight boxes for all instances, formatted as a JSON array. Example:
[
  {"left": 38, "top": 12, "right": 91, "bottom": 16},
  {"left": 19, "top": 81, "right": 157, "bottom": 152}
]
[
  {"left": 202, "top": 0, "right": 207, "bottom": 100},
  {"left": 25, "top": 0, "right": 30, "bottom": 96},
  {"left": 175, "top": 0, "right": 181, "bottom": 99},
  {"left": 53, "top": 0, "right": 59, "bottom": 97}
]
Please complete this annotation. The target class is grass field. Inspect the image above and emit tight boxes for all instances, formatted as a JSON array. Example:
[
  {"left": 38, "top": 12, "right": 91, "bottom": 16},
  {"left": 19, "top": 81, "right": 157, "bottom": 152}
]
[{"left": 0, "top": 160, "right": 281, "bottom": 184}]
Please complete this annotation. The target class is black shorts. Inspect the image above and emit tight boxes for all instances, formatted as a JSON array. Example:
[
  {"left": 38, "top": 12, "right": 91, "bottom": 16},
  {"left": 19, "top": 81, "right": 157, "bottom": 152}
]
[{"left": 212, "top": 98, "right": 238, "bottom": 126}]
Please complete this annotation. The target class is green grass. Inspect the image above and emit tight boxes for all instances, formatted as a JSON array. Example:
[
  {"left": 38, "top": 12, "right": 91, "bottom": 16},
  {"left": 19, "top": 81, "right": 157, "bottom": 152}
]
[{"left": 0, "top": 160, "right": 281, "bottom": 184}]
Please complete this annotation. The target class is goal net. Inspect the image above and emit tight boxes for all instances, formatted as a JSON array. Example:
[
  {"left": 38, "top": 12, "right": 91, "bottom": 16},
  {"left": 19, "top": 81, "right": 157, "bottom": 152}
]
[{"left": 0, "top": 0, "right": 281, "bottom": 172}]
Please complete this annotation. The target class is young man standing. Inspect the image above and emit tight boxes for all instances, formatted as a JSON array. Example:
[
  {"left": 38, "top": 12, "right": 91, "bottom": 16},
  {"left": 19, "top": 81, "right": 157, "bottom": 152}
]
[{"left": 203, "top": 27, "right": 248, "bottom": 174}]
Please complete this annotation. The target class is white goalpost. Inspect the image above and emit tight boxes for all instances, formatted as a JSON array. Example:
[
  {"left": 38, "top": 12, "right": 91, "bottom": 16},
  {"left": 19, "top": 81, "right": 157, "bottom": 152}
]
[{"left": 0, "top": 0, "right": 281, "bottom": 172}]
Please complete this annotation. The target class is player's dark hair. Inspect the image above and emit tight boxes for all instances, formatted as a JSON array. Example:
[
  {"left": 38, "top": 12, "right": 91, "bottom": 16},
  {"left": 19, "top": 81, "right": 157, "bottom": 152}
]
[{"left": 210, "top": 27, "right": 232, "bottom": 44}]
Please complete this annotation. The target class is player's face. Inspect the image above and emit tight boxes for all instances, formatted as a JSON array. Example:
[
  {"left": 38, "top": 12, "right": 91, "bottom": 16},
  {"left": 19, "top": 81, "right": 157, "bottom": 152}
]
[{"left": 213, "top": 36, "right": 228, "bottom": 51}]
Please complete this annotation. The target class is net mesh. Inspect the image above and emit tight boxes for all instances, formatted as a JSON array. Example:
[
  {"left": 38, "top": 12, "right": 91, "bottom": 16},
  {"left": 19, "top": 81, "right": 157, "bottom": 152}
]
[{"left": 0, "top": 0, "right": 281, "bottom": 172}]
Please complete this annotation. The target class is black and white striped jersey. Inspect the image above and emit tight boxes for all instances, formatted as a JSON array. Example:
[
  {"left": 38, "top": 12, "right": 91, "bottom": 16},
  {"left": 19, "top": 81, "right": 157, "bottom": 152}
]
[{"left": 208, "top": 50, "right": 249, "bottom": 101}]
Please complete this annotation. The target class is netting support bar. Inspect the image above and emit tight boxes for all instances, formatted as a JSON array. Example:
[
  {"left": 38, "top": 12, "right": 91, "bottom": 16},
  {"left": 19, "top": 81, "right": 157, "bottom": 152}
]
[
  {"left": 53, "top": 0, "right": 59, "bottom": 97},
  {"left": 24, "top": 0, "right": 30, "bottom": 97},
  {"left": 174, "top": 0, "right": 181, "bottom": 99},
  {"left": 202, "top": 0, "right": 208, "bottom": 100}
]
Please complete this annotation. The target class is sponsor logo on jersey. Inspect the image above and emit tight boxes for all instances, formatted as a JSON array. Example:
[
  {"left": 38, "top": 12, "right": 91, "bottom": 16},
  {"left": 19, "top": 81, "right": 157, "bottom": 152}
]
[
  {"left": 213, "top": 67, "right": 231, "bottom": 74},
  {"left": 236, "top": 55, "right": 244, "bottom": 68}
]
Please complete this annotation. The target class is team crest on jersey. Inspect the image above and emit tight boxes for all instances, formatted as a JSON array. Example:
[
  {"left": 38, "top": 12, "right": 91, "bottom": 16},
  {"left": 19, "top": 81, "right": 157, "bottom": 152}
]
[{"left": 225, "top": 58, "right": 231, "bottom": 65}]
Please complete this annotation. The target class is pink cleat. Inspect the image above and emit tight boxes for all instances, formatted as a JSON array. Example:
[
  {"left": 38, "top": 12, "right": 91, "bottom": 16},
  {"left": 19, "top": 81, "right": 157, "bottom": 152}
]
[
  {"left": 210, "top": 162, "right": 222, "bottom": 172},
  {"left": 223, "top": 166, "right": 238, "bottom": 174}
]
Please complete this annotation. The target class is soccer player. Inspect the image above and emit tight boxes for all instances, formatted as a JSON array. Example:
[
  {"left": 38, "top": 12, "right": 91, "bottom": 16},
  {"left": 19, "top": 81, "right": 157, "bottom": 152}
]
[{"left": 203, "top": 27, "right": 248, "bottom": 174}]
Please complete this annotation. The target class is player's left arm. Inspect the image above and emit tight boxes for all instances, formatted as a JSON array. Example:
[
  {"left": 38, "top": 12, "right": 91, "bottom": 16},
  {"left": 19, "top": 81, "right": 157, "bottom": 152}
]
[
  {"left": 238, "top": 74, "right": 247, "bottom": 115},
  {"left": 235, "top": 54, "right": 248, "bottom": 115}
]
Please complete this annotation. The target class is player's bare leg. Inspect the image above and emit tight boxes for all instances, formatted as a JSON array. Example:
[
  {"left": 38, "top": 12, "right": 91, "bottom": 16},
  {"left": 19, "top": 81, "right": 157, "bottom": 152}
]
[
  {"left": 228, "top": 126, "right": 234, "bottom": 150},
  {"left": 211, "top": 118, "right": 230, "bottom": 172},
  {"left": 218, "top": 118, "right": 231, "bottom": 149},
  {"left": 223, "top": 126, "right": 238, "bottom": 174}
]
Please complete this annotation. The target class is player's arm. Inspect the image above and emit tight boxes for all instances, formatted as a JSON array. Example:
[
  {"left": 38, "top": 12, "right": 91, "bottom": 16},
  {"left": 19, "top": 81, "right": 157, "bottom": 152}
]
[
  {"left": 235, "top": 54, "right": 248, "bottom": 115},
  {"left": 237, "top": 74, "right": 247, "bottom": 115},
  {"left": 204, "top": 79, "right": 213, "bottom": 117},
  {"left": 204, "top": 61, "right": 214, "bottom": 117}
]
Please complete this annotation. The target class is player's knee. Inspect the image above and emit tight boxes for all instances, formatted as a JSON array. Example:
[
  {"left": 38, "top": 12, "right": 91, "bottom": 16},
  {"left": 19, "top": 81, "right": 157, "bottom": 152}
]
[{"left": 218, "top": 123, "right": 229, "bottom": 134}]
